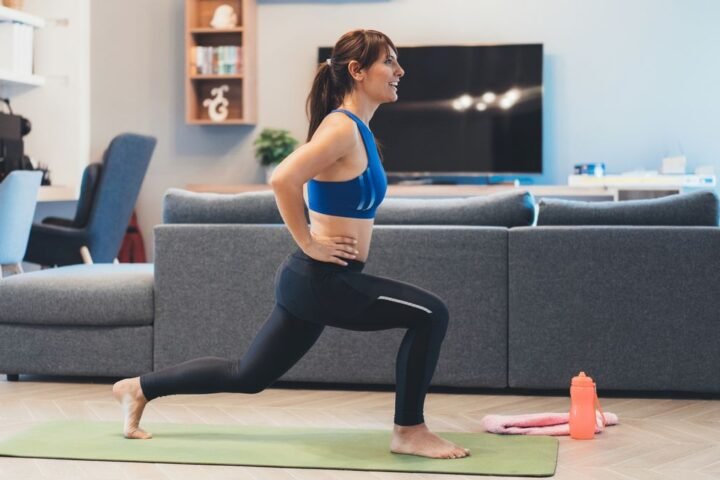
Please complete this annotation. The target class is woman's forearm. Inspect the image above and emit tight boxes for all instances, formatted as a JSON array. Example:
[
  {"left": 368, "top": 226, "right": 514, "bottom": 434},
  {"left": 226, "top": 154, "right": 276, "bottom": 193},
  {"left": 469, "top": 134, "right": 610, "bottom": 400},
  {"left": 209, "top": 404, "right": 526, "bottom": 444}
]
[{"left": 271, "top": 180, "right": 312, "bottom": 250}]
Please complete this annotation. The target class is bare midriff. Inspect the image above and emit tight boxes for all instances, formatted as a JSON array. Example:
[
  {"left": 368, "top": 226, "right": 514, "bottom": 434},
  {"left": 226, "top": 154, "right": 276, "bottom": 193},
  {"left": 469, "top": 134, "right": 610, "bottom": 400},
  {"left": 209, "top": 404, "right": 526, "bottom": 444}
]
[{"left": 308, "top": 210, "right": 374, "bottom": 262}]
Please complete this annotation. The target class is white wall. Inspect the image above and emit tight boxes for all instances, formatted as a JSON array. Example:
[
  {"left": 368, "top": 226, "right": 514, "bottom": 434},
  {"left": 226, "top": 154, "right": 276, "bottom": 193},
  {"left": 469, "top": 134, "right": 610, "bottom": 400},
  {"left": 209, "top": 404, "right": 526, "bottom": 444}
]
[
  {"left": 90, "top": 0, "right": 261, "bottom": 260},
  {"left": 256, "top": 0, "right": 720, "bottom": 181},
  {"left": 87, "top": 0, "right": 720, "bottom": 260},
  {"left": 10, "top": 0, "right": 90, "bottom": 193}
]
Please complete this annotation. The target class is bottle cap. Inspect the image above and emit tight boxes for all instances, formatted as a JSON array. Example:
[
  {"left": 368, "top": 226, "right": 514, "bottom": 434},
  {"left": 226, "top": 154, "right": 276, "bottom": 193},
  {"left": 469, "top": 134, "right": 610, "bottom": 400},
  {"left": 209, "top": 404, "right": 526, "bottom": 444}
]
[{"left": 571, "top": 371, "right": 595, "bottom": 386}]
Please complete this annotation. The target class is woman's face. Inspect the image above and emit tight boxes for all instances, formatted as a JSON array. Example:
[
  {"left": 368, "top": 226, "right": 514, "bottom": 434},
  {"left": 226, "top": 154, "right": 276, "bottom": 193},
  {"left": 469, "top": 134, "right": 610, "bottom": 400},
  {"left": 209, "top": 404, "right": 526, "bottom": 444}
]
[{"left": 356, "top": 49, "right": 405, "bottom": 104}]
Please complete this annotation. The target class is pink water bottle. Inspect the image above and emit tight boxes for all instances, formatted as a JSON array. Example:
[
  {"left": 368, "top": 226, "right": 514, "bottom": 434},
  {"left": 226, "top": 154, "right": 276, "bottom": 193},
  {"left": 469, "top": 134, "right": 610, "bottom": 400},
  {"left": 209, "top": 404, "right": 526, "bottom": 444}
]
[{"left": 569, "top": 371, "right": 601, "bottom": 440}]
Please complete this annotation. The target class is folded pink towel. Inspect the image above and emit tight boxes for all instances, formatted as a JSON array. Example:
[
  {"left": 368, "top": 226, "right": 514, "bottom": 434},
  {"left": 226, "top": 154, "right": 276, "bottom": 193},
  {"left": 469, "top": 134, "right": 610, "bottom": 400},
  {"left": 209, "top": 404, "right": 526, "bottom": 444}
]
[{"left": 480, "top": 412, "right": 619, "bottom": 436}]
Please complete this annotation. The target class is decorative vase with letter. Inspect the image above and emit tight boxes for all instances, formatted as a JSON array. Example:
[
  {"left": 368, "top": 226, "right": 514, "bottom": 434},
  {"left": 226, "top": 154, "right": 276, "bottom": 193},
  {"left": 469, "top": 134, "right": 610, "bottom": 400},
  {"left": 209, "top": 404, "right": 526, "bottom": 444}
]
[{"left": 202, "top": 85, "right": 230, "bottom": 122}]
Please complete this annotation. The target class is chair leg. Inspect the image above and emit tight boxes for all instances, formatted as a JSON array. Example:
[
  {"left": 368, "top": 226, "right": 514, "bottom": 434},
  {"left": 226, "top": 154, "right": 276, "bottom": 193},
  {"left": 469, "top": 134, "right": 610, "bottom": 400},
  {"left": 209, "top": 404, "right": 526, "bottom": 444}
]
[
  {"left": 6, "top": 374, "right": 19, "bottom": 381},
  {"left": 80, "top": 246, "right": 94, "bottom": 264},
  {"left": 13, "top": 263, "right": 23, "bottom": 274}
]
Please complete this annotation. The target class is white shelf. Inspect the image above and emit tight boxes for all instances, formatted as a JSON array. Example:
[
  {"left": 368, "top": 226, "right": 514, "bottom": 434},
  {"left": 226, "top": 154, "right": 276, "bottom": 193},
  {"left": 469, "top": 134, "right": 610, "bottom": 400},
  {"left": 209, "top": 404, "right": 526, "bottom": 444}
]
[
  {"left": 0, "top": 69, "right": 45, "bottom": 87},
  {"left": 0, "top": 5, "right": 45, "bottom": 28},
  {"left": 568, "top": 174, "right": 717, "bottom": 189},
  {"left": 0, "top": 6, "right": 45, "bottom": 90}
]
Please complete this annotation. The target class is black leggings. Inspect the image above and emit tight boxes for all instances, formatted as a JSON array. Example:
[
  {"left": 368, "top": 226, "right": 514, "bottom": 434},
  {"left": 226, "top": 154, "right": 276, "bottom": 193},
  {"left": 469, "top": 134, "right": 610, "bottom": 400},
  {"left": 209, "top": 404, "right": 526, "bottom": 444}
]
[{"left": 140, "top": 248, "right": 449, "bottom": 426}]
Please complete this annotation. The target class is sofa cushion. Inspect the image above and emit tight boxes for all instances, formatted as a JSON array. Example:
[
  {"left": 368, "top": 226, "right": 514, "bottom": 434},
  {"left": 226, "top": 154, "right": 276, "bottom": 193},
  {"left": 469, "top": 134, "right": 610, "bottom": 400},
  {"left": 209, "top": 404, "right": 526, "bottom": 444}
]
[
  {"left": 0, "top": 264, "right": 154, "bottom": 326},
  {"left": 374, "top": 191, "right": 536, "bottom": 227},
  {"left": 164, "top": 188, "right": 301, "bottom": 224},
  {"left": 537, "top": 190, "right": 720, "bottom": 226}
]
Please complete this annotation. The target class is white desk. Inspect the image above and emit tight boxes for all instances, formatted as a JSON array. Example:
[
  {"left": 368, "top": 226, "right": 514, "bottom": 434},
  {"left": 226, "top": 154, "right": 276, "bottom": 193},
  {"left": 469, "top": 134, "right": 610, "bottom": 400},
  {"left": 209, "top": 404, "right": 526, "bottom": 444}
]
[
  {"left": 38, "top": 185, "right": 76, "bottom": 202},
  {"left": 34, "top": 186, "right": 77, "bottom": 227}
]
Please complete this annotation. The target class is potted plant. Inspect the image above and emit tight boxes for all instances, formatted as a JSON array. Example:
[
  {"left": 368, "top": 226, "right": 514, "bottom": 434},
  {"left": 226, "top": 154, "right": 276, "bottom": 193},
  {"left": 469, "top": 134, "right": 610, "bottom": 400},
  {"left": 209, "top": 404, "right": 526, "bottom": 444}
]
[{"left": 253, "top": 128, "right": 299, "bottom": 183}]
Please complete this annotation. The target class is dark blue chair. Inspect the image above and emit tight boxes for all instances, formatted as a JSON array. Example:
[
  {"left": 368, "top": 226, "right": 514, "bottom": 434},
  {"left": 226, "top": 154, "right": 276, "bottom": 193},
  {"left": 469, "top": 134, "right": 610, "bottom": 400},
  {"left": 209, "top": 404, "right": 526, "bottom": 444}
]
[
  {"left": 41, "top": 162, "right": 102, "bottom": 229},
  {"left": 24, "top": 133, "right": 156, "bottom": 266}
]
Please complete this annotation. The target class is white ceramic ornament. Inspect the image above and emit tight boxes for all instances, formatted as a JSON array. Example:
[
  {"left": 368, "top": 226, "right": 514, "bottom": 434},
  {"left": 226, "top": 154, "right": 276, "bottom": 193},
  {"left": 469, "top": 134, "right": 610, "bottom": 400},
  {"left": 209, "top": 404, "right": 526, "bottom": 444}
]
[{"left": 210, "top": 5, "right": 238, "bottom": 29}]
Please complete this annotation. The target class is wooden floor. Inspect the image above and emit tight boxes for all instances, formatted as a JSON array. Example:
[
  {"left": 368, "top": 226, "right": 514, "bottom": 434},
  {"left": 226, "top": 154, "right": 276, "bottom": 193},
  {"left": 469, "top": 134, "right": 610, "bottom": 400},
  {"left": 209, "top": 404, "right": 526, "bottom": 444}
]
[{"left": 1, "top": 378, "right": 719, "bottom": 479}]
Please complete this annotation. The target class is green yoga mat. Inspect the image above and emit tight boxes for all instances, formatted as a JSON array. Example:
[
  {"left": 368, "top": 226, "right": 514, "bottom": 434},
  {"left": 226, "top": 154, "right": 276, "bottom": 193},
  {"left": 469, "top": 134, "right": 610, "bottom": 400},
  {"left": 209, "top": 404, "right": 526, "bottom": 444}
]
[{"left": 0, "top": 421, "right": 558, "bottom": 477}]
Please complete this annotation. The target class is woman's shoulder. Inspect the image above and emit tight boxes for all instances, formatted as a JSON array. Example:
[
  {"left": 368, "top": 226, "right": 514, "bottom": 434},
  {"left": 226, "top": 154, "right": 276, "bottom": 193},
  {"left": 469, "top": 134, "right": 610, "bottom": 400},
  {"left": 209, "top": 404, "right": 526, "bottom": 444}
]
[
  {"left": 312, "top": 111, "right": 359, "bottom": 144},
  {"left": 323, "top": 110, "right": 357, "bottom": 128}
]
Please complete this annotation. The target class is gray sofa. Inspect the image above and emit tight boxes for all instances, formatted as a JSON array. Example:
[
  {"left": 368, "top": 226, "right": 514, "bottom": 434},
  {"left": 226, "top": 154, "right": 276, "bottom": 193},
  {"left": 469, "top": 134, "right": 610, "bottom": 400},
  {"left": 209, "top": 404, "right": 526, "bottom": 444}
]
[
  {"left": 0, "top": 264, "right": 154, "bottom": 379},
  {"left": 153, "top": 188, "right": 720, "bottom": 393},
  {"left": 2, "top": 188, "right": 719, "bottom": 395},
  {"left": 509, "top": 226, "right": 720, "bottom": 392},
  {"left": 153, "top": 189, "right": 535, "bottom": 389}
]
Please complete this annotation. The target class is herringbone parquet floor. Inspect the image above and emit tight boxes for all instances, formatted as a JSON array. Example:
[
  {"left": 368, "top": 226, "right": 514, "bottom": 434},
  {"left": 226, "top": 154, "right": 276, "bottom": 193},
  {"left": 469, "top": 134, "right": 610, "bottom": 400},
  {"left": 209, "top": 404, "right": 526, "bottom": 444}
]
[{"left": 1, "top": 378, "right": 719, "bottom": 479}]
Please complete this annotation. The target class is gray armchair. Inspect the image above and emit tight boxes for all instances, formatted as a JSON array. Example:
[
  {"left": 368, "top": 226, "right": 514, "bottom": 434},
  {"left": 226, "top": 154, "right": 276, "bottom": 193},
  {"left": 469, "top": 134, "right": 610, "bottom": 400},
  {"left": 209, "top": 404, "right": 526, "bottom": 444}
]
[{"left": 24, "top": 133, "right": 156, "bottom": 266}]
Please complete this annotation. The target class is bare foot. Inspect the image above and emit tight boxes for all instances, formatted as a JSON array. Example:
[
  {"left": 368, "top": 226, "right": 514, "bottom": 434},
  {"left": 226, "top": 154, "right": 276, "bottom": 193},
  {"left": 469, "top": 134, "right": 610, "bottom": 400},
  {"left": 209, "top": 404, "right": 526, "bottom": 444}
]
[
  {"left": 390, "top": 423, "right": 470, "bottom": 459},
  {"left": 112, "top": 377, "right": 152, "bottom": 439}
]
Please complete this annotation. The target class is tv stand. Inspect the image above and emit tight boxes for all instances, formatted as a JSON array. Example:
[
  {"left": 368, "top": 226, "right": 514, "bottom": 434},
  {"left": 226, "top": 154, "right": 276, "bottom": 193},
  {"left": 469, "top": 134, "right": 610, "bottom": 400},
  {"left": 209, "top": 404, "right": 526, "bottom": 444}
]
[
  {"left": 187, "top": 183, "right": 616, "bottom": 201},
  {"left": 386, "top": 175, "right": 520, "bottom": 186}
]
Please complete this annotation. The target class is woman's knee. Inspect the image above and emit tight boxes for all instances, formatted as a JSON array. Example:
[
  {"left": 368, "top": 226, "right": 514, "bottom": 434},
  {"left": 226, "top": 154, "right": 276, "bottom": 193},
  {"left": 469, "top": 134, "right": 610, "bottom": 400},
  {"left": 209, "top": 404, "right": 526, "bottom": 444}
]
[
  {"left": 237, "top": 381, "right": 266, "bottom": 394},
  {"left": 228, "top": 361, "right": 269, "bottom": 394},
  {"left": 431, "top": 300, "right": 449, "bottom": 333},
  {"left": 422, "top": 295, "right": 449, "bottom": 334},
  {"left": 231, "top": 376, "right": 269, "bottom": 394}
]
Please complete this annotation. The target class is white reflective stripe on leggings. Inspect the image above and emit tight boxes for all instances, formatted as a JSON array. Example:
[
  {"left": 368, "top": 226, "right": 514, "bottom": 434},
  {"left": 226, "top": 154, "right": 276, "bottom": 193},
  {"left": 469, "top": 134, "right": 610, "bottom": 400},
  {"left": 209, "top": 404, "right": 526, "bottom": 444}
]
[{"left": 377, "top": 296, "right": 432, "bottom": 314}]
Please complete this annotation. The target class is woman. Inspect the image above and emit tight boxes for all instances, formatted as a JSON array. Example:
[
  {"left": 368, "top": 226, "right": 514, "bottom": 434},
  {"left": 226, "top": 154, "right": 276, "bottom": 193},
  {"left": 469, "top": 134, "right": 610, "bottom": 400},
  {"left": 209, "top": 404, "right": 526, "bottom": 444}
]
[{"left": 113, "top": 29, "right": 470, "bottom": 460}]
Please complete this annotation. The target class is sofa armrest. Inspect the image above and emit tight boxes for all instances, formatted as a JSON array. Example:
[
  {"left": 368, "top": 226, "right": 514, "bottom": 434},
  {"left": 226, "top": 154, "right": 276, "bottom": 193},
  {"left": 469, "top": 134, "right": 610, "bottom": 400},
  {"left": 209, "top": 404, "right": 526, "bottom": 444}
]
[
  {"left": 153, "top": 224, "right": 290, "bottom": 369},
  {"left": 153, "top": 224, "right": 510, "bottom": 388},
  {"left": 509, "top": 226, "right": 720, "bottom": 393},
  {"left": 369, "top": 225, "right": 509, "bottom": 387}
]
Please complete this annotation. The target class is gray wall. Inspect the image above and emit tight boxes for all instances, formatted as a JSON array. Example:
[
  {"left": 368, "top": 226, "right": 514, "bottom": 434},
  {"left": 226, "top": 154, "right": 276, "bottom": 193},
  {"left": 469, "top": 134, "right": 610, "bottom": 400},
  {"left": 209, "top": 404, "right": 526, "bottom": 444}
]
[{"left": 89, "top": 0, "right": 720, "bottom": 260}]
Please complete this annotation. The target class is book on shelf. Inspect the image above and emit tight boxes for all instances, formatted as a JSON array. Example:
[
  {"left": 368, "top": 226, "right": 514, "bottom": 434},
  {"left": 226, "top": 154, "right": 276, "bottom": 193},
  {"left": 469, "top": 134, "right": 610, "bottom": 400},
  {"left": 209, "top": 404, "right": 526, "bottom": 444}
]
[{"left": 190, "top": 45, "right": 243, "bottom": 75}]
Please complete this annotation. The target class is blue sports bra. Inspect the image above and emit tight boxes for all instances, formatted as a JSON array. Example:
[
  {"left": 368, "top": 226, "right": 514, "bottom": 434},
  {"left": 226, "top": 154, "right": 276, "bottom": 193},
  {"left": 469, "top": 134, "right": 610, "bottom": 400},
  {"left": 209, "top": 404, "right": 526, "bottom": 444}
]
[{"left": 307, "top": 109, "right": 387, "bottom": 219}]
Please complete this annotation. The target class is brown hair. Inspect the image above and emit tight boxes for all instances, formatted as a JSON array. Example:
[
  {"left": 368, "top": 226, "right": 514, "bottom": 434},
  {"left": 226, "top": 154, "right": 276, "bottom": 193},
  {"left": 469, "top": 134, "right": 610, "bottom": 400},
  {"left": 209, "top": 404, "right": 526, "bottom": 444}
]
[{"left": 305, "top": 29, "right": 397, "bottom": 142}]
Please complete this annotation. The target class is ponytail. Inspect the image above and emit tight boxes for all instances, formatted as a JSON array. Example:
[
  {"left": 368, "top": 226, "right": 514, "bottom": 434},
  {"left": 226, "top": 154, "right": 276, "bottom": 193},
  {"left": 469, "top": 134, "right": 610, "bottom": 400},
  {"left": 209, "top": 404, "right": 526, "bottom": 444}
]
[
  {"left": 305, "top": 62, "right": 342, "bottom": 142},
  {"left": 305, "top": 29, "right": 397, "bottom": 142}
]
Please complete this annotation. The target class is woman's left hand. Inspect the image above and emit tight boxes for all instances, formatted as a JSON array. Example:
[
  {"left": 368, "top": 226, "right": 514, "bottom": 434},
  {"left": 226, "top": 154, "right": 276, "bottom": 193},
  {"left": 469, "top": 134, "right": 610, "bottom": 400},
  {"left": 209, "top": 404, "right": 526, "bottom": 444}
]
[{"left": 303, "top": 231, "right": 359, "bottom": 266}]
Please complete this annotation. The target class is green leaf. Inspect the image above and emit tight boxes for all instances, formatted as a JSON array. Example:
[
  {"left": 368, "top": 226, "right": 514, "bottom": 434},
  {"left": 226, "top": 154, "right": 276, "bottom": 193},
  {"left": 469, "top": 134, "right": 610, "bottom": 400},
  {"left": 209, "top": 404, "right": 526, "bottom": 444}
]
[{"left": 254, "top": 127, "right": 299, "bottom": 165}]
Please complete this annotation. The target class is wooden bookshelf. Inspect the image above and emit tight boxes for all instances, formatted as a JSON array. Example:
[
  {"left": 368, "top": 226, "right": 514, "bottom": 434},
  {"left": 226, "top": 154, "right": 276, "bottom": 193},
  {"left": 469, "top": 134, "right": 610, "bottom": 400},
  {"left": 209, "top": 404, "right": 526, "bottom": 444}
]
[
  {"left": 185, "top": 0, "right": 256, "bottom": 125},
  {"left": 190, "top": 27, "right": 244, "bottom": 34},
  {"left": 190, "top": 74, "right": 243, "bottom": 80}
]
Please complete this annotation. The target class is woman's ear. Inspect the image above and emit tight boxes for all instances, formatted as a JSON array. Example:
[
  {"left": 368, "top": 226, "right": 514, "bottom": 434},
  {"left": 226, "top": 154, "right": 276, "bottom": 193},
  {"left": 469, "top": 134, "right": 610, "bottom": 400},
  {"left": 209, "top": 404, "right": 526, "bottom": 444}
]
[{"left": 347, "top": 60, "right": 365, "bottom": 81}]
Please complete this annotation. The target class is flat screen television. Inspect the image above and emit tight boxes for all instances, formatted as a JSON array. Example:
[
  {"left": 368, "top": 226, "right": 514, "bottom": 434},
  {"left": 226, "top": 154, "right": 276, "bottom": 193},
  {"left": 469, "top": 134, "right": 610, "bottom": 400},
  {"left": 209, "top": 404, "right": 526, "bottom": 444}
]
[{"left": 318, "top": 44, "right": 543, "bottom": 179}]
